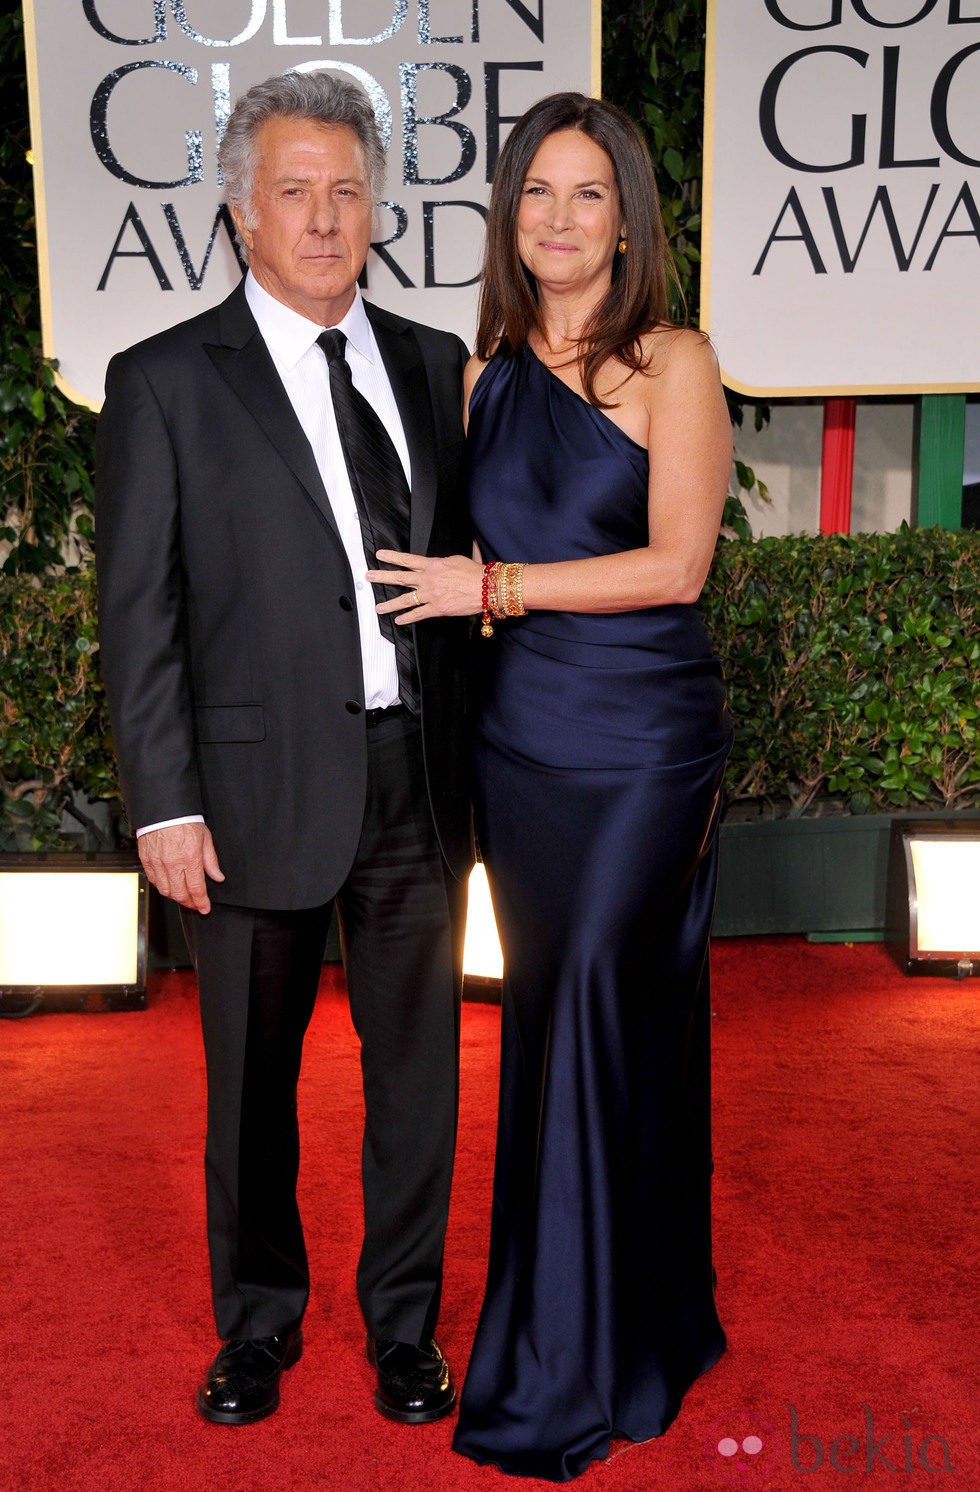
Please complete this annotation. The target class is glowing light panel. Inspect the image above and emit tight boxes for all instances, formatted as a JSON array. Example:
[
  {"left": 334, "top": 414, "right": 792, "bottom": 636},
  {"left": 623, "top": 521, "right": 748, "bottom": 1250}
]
[
  {"left": 463, "top": 862, "right": 503, "bottom": 981},
  {"left": 0, "top": 870, "right": 141, "bottom": 985},
  {"left": 909, "top": 839, "right": 980, "bottom": 955}
]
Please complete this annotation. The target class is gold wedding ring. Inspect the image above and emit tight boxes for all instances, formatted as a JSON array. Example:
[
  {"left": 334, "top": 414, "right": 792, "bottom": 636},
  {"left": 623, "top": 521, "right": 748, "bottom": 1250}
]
[{"left": 412, "top": 589, "right": 422, "bottom": 607}]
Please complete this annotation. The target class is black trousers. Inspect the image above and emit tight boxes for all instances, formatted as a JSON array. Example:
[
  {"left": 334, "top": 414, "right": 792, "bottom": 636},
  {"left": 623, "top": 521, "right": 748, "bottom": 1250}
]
[{"left": 181, "top": 711, "right": 465, "bottom": 1345}]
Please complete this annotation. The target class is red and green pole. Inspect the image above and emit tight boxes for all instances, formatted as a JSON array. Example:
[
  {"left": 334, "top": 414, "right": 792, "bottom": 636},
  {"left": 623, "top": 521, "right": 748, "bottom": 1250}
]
[{"left": 820, "top": 394, "right": 965, "bottom": 535}]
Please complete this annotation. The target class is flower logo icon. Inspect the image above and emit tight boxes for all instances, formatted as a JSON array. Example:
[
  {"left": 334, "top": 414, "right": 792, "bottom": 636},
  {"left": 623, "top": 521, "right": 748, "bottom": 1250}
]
[{"left": 705, "top": 1413, "right": 781, "bottom": 1480}]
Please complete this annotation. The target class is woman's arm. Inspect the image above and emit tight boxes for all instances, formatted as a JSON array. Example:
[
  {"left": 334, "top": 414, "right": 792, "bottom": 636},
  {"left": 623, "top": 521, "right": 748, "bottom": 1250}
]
[
  {"left": 368, "top": 330, "right": 731, "bottom": 622},
  {"left": 462, "top": 352, "right": 489, "bottom": 432},
  {"left": 524, "top": 330, "right": 731, "bottom": 611}
]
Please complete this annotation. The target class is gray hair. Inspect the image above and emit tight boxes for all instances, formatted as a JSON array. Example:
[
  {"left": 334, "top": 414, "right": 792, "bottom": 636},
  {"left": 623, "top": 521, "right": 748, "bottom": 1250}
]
[{"left": 219, "top": 70, "right": 386, "bottom": 248}]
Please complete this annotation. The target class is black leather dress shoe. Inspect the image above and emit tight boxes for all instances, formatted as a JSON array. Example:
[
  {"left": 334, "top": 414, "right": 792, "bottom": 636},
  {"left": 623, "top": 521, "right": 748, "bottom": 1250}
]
[
  {"left": 196, "top": 1330, "right": 303, "bottom": 1424},
  {"left": 366, "top": 1335, "right": 455, "bottom": 1423}
]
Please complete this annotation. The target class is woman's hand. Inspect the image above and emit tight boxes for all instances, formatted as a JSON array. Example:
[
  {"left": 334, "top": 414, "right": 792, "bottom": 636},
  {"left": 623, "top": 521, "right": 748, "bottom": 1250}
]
[{"left": 366, "top": 549, "right": 485, "bottom": 623}]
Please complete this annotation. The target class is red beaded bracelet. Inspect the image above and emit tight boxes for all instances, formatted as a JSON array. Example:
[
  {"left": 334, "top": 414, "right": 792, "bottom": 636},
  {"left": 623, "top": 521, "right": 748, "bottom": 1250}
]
[{"left": 480, "top": 561, "right": 496, "bottom": 637}]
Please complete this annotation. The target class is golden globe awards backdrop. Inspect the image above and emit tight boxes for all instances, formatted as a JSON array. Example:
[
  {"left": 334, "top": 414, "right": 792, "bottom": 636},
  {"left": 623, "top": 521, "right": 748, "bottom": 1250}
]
[
  {"left": 24, "top": 0, "right": 600, "bottom": 409},
  {"left": 703, "top": 0, "right": 980, "bottom": 396}
]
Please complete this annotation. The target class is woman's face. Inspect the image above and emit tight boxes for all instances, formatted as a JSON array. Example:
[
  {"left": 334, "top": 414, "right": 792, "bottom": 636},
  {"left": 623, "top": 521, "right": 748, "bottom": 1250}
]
[{"left": 516, "top": 129, "right": 623, "bottom": 298}]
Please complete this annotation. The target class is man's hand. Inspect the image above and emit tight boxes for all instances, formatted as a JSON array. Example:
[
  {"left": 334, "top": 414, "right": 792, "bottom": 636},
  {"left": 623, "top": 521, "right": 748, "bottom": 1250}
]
[{"left": 137, "top": 822, "right": 225, "bottom": 914}]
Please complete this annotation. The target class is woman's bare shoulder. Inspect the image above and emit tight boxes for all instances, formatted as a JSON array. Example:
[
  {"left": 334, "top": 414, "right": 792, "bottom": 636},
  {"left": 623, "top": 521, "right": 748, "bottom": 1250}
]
[{"left": 638, "top": 323, "right": 719, "bottom": 381}]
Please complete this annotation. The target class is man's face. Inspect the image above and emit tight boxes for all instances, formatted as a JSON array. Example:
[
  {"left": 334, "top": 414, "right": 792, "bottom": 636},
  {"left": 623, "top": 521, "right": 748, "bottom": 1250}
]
[{"left": 233, "top": 116, "right": 374, "bottom": 325}]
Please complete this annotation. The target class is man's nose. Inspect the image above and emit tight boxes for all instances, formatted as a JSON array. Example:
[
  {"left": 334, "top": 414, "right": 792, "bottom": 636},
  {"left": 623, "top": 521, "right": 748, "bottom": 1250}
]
[{"left": 309, "top": 194, "right": 337, "bottom": 233}]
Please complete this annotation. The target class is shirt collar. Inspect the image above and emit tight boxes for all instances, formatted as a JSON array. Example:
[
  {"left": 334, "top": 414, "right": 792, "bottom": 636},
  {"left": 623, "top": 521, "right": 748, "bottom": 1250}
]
[{"left": 244, "top": 272, "right": 375, "bottom": 371}]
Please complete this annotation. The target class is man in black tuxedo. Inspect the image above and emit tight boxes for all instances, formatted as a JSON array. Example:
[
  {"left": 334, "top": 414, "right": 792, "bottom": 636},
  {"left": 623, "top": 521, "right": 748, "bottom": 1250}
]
[{"left": 95, "top": 71, "right": 472, "bottom": 1427}]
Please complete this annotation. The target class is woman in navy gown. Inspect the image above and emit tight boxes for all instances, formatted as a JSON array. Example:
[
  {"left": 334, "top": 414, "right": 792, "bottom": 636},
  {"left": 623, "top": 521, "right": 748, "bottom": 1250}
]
[{"left": 367, "top": 92, "right": 733, "bottom": 1481}]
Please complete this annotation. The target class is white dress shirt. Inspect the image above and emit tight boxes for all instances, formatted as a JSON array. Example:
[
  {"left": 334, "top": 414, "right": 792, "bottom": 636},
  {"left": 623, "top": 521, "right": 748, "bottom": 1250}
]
[{"left": 138, "top": 274, "right": 410, "bottom": 837}]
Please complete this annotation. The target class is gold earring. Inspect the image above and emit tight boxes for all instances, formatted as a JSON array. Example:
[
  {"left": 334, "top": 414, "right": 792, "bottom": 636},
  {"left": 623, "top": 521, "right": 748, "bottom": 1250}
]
[{"left": 617, "top": 236, "right": 627, "bottom": 254}]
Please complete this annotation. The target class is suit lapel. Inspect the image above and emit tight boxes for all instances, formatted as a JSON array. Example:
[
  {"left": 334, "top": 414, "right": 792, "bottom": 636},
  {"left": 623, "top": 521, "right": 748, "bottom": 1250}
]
[
  {"left": 204, "top": 287, "right": 440, "bottom": 557},
  {"left": 204, "top": 284, "right": 344, "bottom": 544},
  {"left": 366, "top": 303, "right": 439, "bottom": 555}
]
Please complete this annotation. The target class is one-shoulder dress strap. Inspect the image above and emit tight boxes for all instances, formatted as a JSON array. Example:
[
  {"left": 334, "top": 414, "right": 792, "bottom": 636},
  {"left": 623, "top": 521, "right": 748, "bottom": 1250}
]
[{"left": 467, "top": 350, "right": 511, "bottom": 423}]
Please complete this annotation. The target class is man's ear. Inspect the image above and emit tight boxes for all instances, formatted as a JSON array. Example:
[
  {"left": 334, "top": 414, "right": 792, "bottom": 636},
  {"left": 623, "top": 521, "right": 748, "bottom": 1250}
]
[{"left": 230, "top": 203, "right": 253, "bottom": 255}]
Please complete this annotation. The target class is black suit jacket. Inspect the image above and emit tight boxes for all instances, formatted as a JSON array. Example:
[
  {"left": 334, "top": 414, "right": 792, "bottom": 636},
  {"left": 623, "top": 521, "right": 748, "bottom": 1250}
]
[{"left": 95, "top": 282, "right": 472, "bottom": 909}]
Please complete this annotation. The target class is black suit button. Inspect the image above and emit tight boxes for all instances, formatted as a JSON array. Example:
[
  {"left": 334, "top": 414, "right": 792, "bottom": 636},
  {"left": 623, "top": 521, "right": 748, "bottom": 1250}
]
[
  {"left": 339, "top": 595, "right": 354, "bottom": 611},
  {"left": 345, "top": 700, "right": 362, "bottom": 715}
]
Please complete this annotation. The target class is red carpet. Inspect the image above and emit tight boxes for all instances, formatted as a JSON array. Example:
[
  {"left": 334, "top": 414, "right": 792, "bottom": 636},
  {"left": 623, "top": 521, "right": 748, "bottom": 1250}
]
[{"left": 1, "top": 938, "right": 976, "bottom": 1491}]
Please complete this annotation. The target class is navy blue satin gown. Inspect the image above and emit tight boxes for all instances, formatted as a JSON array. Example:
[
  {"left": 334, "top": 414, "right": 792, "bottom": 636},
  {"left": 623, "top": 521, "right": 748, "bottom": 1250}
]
[{"left": 451, "top": 345, "right": 732, "bottom": 1482}]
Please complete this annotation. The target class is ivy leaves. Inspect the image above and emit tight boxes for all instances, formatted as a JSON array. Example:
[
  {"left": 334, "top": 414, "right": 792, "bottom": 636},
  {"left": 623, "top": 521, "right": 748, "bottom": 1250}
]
[
  {"left": 602, "top": 0, "right": 767, "bottom": 536},
  {"left": 0, "top": 337, "right": 96, "bottom": 572},
  {"left": 0, "top": 11, "right": 98, "bottom": 574},
  {"left": 603, "top": 0, "right": 706, "bottom": 318}
]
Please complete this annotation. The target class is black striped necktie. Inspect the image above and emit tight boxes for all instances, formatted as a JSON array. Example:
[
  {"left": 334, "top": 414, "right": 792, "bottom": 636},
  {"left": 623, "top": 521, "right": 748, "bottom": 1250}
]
[{"left": 317, "top": 328, "right": 419, "bottom": 715}]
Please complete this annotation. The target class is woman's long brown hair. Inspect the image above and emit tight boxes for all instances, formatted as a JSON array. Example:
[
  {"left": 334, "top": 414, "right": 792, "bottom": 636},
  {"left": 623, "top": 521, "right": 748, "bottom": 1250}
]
[{"left": 476, "top": 92, "right": 679, "bottom": 407}]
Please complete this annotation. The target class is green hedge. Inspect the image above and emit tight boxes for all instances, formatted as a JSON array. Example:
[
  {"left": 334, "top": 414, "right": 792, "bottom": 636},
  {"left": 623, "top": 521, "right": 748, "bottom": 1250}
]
[
  {"left": 703, "top": 527, "right": 980, "bottom": 816},
  {"left": 2, "top": 527, "right": 978, "bottom": 848},
  {"left": 0, "top": 568, "right": 113, "bottom": 848}
]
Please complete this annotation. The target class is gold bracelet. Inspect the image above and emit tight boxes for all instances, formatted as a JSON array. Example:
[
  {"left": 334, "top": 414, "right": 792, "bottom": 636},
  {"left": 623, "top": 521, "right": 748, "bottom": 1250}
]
[
  {"left": 496, "top": 562, "right": 527, "bottom": 618},
  {"left": 510, "top": 562, "right": 526, "bottom": 617},
  {"left": 481, "top": 561, "right": 527, "bottom": 632}
]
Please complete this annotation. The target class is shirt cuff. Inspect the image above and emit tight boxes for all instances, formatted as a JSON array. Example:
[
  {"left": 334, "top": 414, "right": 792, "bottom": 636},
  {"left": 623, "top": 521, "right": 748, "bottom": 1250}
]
[{"left": 136, "top": 815, "right": 205, "bottom": 837}]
